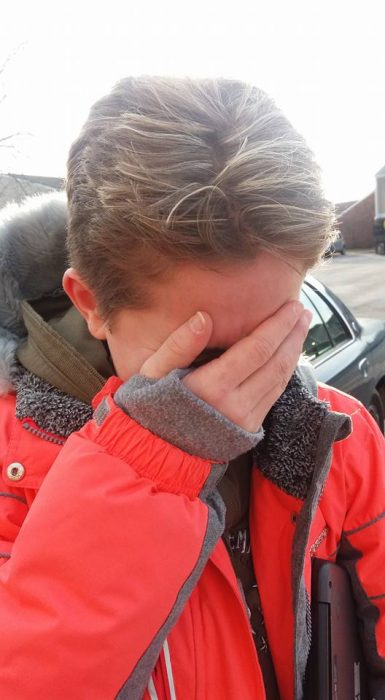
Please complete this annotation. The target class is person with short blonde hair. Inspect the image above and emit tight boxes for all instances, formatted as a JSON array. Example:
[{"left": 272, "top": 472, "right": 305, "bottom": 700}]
[
  {"left": 66, "top": 77, "right": 333, "bottom": 320},
  {"left": 0, "top": 77, "right": 384, "bottom": 700}
]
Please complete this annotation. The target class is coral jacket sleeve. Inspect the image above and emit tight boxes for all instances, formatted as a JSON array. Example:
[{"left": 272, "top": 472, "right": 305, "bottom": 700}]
[{"left": 0, "top": 393, "right": 225, "bottom": 700}]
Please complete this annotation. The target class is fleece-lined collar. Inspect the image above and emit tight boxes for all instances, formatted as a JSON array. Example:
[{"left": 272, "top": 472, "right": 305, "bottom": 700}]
[{"left": 255, "top": 370, "right": 331, "bottom": 500}]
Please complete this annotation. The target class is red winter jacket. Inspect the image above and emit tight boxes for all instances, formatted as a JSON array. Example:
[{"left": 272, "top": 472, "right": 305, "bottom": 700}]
[{"left": 0, "top": 373, "right": 384, "bottom": 700}]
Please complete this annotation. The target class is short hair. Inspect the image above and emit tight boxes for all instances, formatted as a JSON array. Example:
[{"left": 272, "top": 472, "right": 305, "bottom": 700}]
[{"left": 66, "top": 76, "right": 334, "bottom": 319}]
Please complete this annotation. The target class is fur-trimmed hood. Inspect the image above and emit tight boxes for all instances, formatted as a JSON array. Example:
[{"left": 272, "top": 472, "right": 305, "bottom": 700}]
[
  {"left": 0, "top": 192, "right": 68, "bottom": 337},
  {"left": 0, "top": 192, "right": 68, "bottom": 393}
]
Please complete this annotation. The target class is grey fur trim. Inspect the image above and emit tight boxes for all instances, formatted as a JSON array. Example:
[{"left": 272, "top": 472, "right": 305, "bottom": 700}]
[
  {"left": 0, "top": 329, "right": 19, "bottom": 396},
  {"left": 13, "top": 367, "right": 92, "bottom": 437},
  {"left": 255, "top": 371, "right": 329, "bottom": 500},
  {"left": 0, "top": 192, "right": 67, "bottom": 337}
]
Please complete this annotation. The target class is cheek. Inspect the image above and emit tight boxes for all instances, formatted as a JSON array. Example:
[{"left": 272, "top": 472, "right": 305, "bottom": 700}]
[{"left": 105, "top": 322, "right": 169, "bottom": 380}]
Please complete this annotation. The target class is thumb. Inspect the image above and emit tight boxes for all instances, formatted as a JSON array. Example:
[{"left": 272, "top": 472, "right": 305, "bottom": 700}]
[{"left": 140, "top": 311, "right": 213, "bottom": 379}]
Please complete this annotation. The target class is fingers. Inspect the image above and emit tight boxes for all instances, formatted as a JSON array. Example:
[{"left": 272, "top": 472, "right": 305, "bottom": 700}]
[
  {"left": 140, "top": 311, "right": 213, "bottom": 379},
  {"left": 236, "top": 310, "right": 312, "bottom": 429},
  {"left": 190, "top": 300, "right": 305, "bottom": 392},
  {"left": 183, "top": 308, "right": 312, "bottom": 432}
]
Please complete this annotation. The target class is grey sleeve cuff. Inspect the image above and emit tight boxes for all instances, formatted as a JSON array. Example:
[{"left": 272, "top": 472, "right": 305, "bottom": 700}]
[{"left": 114, "top": 369, "right": 264, "bottom": 462}]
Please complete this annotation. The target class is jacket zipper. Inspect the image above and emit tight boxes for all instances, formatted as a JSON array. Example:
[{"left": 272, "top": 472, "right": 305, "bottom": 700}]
[{"left": 309, "top": 526, "right": 329, "bottom": 556}]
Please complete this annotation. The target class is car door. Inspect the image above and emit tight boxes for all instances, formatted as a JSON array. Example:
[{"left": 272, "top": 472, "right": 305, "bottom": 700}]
[{"left": 301, "top": 284, "right": 372, "bottom": 405}]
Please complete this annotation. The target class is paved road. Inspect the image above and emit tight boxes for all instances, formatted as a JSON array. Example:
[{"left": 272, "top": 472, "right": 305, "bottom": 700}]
[{"left": 312, "top": 250, "right": 385, "bottom": 320}]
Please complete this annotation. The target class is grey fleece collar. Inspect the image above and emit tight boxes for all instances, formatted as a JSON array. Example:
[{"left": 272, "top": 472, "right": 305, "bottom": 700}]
[
  {"left": 255, "top": 370, "right": 329, "bottom": 500},
  {"left": 13, "top": 366, "right": 92, "bottom": 437}
]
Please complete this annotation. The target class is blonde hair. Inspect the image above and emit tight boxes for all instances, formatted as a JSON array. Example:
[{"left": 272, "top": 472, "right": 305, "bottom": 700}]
[{"left": 66, "top": 76, "right": 334, "bottom": 318}]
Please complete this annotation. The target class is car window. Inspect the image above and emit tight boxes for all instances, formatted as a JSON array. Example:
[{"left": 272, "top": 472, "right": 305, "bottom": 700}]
[
  {"left": 304, "top": 285, "right": 352, "bottom": 346},
  {"left": 300, "top": 290, "right": 333, "bottom": 359},
  {"left": 300, "top": 285, "right": 352, "bottom": 360}
]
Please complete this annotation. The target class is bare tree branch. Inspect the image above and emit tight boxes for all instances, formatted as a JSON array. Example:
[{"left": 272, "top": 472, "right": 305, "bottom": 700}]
[
  {"left": 0, "top": 45, "right": 28, "bottom": 176},
  {"left": 0, "top": 43, "right": 26, "bottom": 78},
  {"left": 0, "top": 133, "right": 22, "bottom": 144}
]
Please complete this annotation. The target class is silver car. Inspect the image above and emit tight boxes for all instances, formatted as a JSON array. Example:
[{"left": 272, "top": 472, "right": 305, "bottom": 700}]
[{"left": 302, "top": 276, "right": 385, "bottom": 433}]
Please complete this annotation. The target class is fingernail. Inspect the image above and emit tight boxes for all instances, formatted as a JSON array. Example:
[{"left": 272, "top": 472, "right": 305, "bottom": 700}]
[{"left": 189, "top": 311, "right": 206, "bottom": 334}]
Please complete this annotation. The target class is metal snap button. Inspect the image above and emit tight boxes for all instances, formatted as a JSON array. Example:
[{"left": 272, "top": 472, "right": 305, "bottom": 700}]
[{"left": 6, "top": 462, "right": 26, "bottom": 481}]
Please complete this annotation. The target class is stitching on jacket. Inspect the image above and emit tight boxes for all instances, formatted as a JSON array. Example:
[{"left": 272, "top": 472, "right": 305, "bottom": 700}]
[
  {"left": 0, "top": 491, "right": 27, "bottom": 505},
  {"left": 344, "top": 509, "right": 385, "bottom": 536},
  {"left": 21, "top": 422, "right": 66, "bottom": 446}
]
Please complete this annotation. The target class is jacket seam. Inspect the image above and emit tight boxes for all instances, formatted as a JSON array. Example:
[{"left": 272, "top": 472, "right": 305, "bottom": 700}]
[
  {"left": 368, "top": 592, "right": 385, "bottom": 601},
  {"left": 0, "top": 491, "right": 27, "bottom": 505},
  {"left": 344, "top": 509, "right": 385, "bottom": 536}
]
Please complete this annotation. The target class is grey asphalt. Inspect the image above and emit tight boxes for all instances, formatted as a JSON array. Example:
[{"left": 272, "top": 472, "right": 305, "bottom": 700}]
[{"left": 311, "top": 250, "right": 385, "bottom": 321}]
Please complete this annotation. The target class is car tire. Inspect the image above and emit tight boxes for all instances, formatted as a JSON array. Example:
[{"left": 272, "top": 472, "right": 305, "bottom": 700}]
[
  {"left": 368, "top": 389, "right": 385, "bottom": 433},
  {"left": 340, "top": 247, "right": 346, "bottom": 255}
]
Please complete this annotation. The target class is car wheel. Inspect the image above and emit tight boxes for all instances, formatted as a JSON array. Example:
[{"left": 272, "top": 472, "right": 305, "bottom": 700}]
[
  {"left": 368, "top": 389, "right": 385, "bottom": 433},
  {"left": 340, "top": 247, "right": 346, "bottom": 255}
]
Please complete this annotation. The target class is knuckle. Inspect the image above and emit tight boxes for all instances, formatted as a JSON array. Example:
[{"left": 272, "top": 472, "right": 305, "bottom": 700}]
[
  {"left": 275, "top": 357, "right": 292, "bottom": 392},
  {"left": 276, "top": 355, "right": 290, "bottom": 377},
  {"left": 251, "top": 336, "right": 273, "bottom": 365},
  {"left": 165, "top": 332, "right": 188, "bottom": 358}
]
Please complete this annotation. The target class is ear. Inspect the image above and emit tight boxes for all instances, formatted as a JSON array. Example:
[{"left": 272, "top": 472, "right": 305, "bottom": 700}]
[{"left": 62, "top": 268, "right": 107, "bottom": 340}]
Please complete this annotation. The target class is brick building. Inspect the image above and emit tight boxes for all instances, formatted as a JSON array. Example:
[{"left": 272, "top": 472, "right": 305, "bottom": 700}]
[{"left": 337, "top": 192, "right": 375, "bottom": 249}]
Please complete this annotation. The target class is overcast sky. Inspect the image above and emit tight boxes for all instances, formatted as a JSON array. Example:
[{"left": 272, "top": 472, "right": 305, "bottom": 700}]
[{"left": 1, "top": 0, "right": 385, "bottom": 204}]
